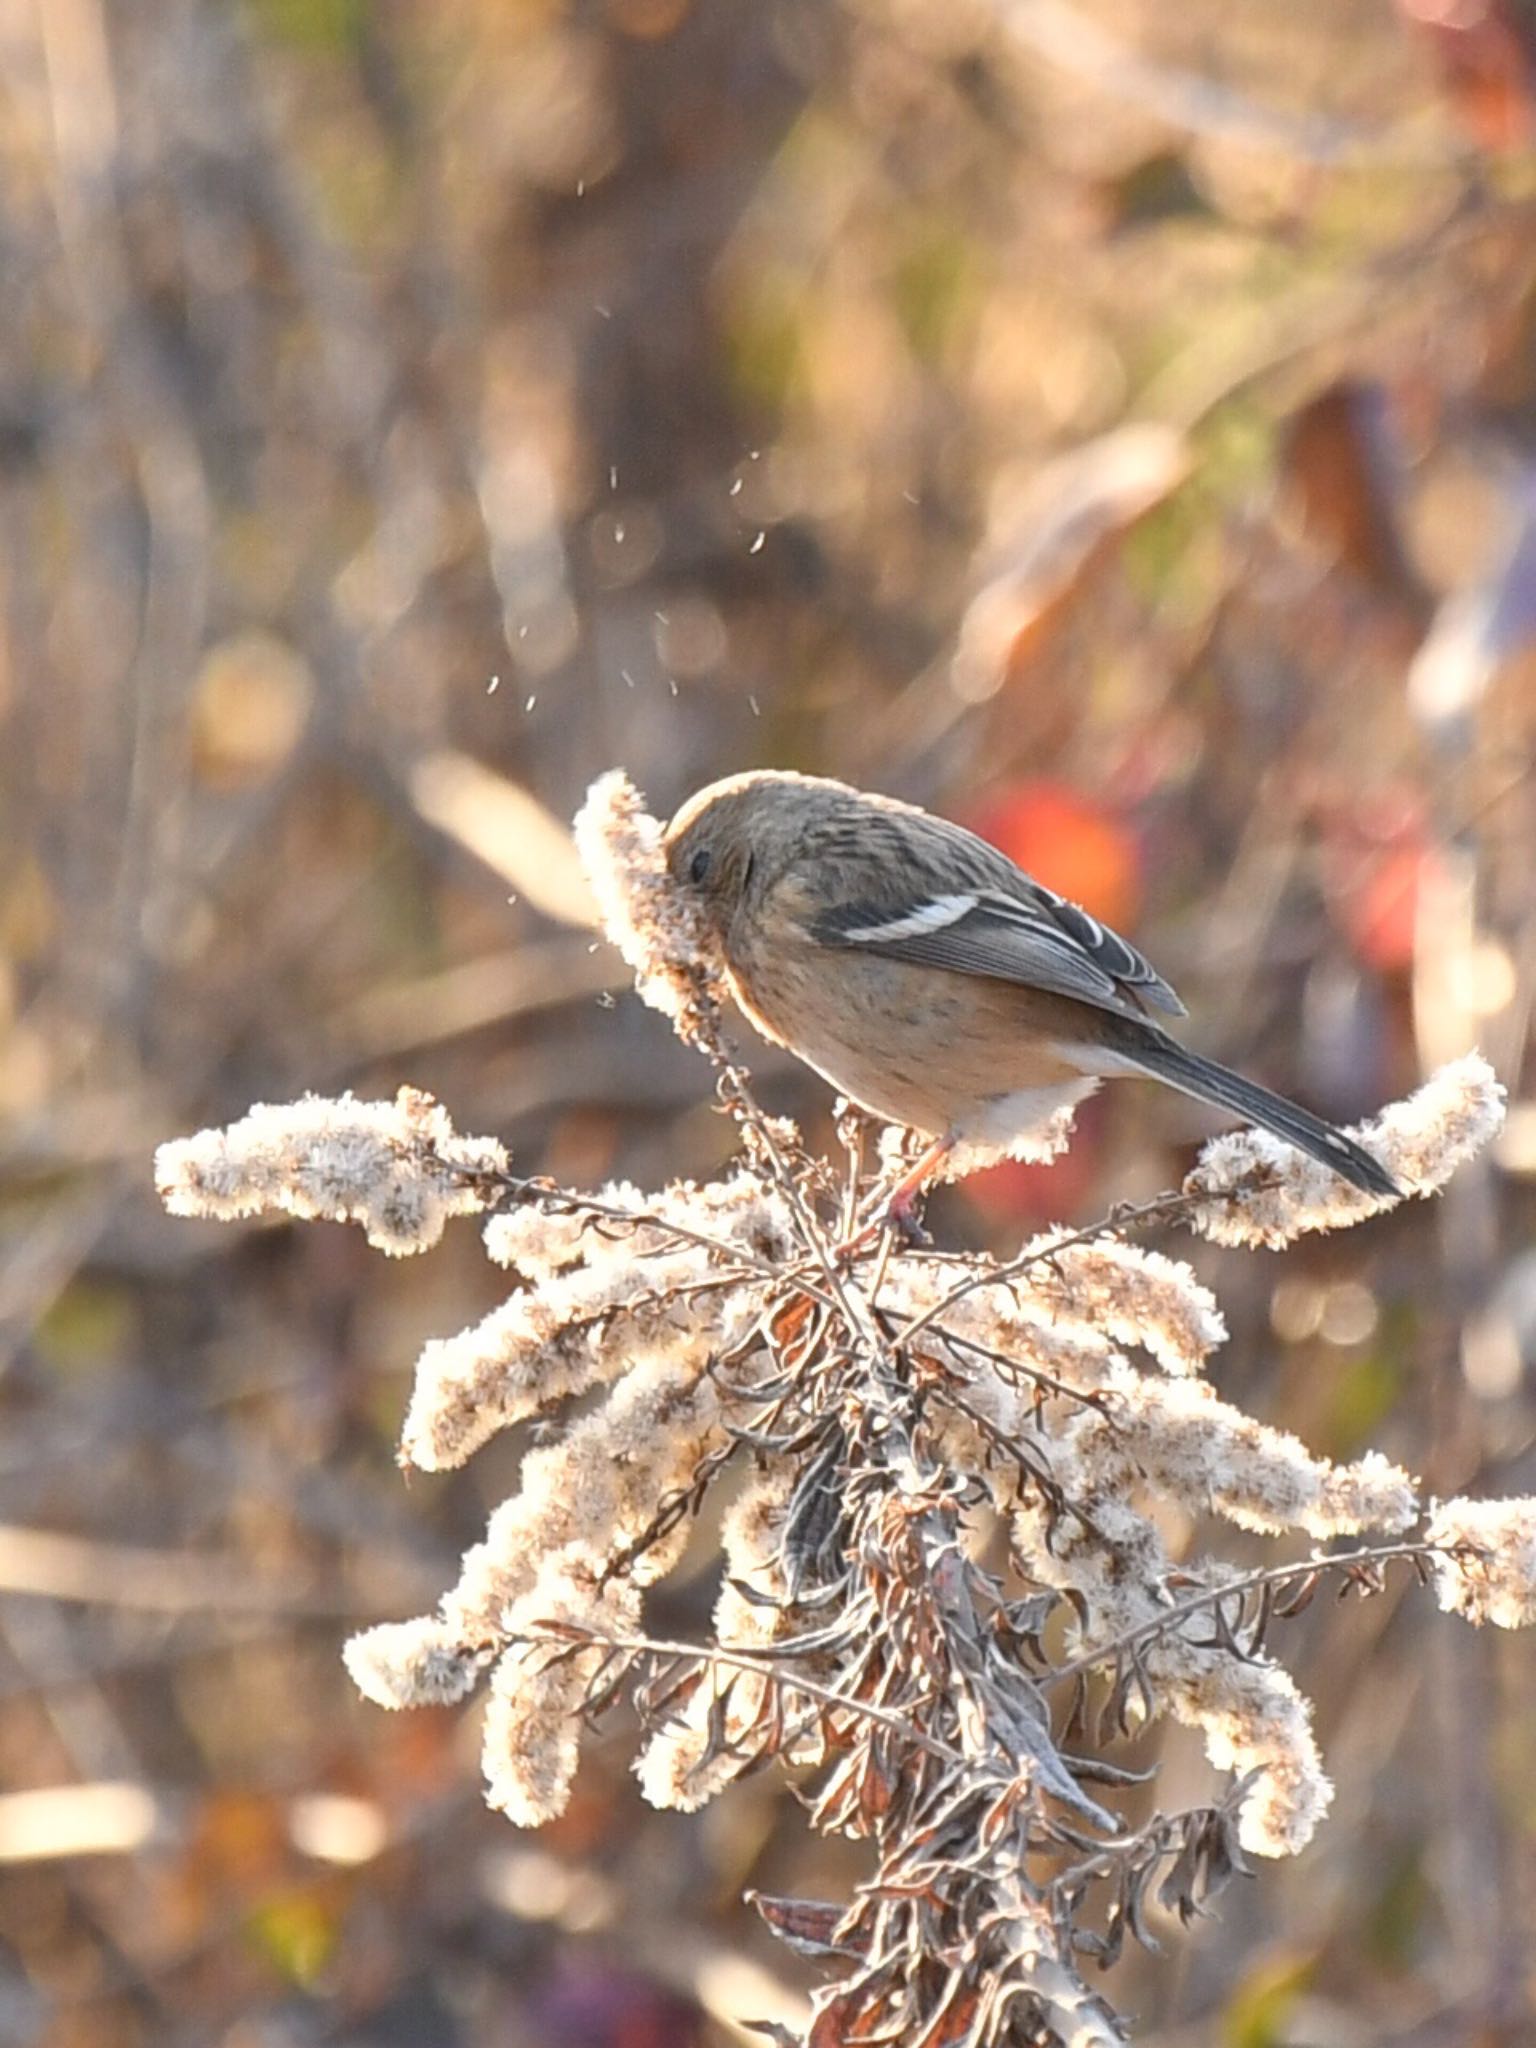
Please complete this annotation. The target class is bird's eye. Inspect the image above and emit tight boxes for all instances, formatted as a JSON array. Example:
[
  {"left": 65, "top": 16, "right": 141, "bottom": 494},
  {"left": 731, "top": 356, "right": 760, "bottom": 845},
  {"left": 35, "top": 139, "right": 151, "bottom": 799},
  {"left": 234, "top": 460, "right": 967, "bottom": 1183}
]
[{"left": 689, "top": 848, "right": 712, "bottom": 885}]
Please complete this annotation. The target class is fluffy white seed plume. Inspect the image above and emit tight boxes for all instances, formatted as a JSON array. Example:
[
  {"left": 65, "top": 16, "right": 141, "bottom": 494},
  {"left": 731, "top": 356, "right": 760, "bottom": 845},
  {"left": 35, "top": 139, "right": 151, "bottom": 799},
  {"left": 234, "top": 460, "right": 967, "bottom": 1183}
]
[
  {"left": 1189, "top": 1053, "right": 1505, "bottom": 1248},
  {"left": 880, "top": 1107, "right": 1080, "bottom": 1182},
  {"left": 343, "top": 1617, "right": 487, "bottom": 1710},
  {"left": 1019, "top": 1488, "right": 1332, "bottom": 1858},
  {"left": 1006, "top": 1235, "right": 1226, "bottom": 1378},
  {"left": 633, "top": 1661, "right": 768, "bottom": 1816},
  {"left": 1067, "top": 1368, "right": 1419, "bottom": 1538},
  {"left": 1171, "top": 1652, "right": 1330, "bottom": 1859},
  {"left": 1426, "top": 1495, "right": 1536, "bottom": 1628},
  {"left": 882, "top": 1258, "right": 1123, "bottom": 1401},
  {"left": 402, "top": 1243, "right": 747, "bottom": 1471},
  {"left": 573, "top": 769, "right": 728, "bottom": 1040},
  {"left": 155, "top": 1088, "right": 506, "bottom": 1255},
  {"left": 432, "top": 1341, "right": 737, "bottom": 1652},
  {"left": 408, "top": 1168, "right": 793, "bottom": 1471},
  {"left": 481, "top": 1194, "right": 640, "bottom": 1279},
  {"left": 346, "top": 1340, "right": 745, "bottom": 1807},
  {"left": 482, "top": 1548, "right": 642, "bottom": 1827},
  {"left": 482, "top": 1169, "right": 795, "bottom": 1276},
  {"left": 634, "top": 1467, "right": 819, "bottom": 1812}
]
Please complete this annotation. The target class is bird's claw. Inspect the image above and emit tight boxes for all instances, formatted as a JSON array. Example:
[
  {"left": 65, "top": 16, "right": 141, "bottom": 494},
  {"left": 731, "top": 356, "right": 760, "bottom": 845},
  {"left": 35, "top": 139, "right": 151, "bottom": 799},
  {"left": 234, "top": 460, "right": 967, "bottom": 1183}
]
[
  {"left": 832, "top": 1187, "right": 932, "bottom": 1262},
  {"left": 882, "top": 1200, "right": 932, "bottom": 1249}
]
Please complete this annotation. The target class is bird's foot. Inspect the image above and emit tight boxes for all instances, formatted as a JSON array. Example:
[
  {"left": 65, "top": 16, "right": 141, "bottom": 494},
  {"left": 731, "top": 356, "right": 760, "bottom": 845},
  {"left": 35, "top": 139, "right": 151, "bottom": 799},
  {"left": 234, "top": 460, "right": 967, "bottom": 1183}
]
[
  {"left": 831, "top": 1204, "right": 933, "bottom": 1263},
  {"left": 878, "top": 1184, "right": 934, "bottom": 1248},
  {"left": 832, "top": 1138, "right": 950, "bottom": 1260}
]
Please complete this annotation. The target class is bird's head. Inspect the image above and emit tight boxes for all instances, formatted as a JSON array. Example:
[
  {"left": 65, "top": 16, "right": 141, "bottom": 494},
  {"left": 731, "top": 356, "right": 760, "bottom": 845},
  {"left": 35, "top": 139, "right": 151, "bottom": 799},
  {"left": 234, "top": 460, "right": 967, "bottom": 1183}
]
[
  {"left": 665, "top": 768, "right": 863, "bottom": 943},
  {"left": 662, "top": 773, "right": 770, "bottom": 940}
]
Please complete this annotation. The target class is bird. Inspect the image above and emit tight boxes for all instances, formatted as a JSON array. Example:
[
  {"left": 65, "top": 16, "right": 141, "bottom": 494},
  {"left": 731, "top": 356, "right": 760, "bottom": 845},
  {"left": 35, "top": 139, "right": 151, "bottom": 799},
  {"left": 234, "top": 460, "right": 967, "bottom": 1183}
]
[{"left": 663, "top": 769, "right": 1399, "bottom": 1218}]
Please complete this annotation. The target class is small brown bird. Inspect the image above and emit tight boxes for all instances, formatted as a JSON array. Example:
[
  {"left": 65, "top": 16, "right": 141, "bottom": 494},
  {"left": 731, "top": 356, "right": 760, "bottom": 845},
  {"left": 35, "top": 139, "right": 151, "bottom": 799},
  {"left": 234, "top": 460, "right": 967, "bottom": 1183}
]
[{"left": 664, "top": 769, "right": 1398, "bottom": 1210}]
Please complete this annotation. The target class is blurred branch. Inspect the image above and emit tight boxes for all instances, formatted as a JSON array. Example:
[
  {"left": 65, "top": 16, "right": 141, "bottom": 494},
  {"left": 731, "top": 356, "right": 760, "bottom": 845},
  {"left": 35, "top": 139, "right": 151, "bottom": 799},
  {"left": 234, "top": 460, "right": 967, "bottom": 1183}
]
[
  {"left": 996, "top": 0, "right": 1455, "bottom": 164},
  {"left": 335, "top": 937, "right": 619, "bottom": 1058},
  {"left": 408, "top": 751, "right": 599, "bottom": 927},
  {"left": 0, "top": 1524, "right": 441, "bottom": 1616}
]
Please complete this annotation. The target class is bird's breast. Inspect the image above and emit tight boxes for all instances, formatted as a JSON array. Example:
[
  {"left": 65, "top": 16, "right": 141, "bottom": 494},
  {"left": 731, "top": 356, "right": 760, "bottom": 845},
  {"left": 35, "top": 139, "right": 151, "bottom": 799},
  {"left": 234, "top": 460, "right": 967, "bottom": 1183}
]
[{"left": 723, "top": 940, "right": 1097, "bottom": 1142}]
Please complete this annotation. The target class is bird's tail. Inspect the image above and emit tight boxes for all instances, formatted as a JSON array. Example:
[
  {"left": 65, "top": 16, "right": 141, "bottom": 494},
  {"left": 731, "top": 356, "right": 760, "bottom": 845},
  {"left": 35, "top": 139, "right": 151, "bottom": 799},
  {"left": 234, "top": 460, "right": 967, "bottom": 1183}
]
[{"left": 1120, "top": 1035, "right": 1400, "bottom": 1198}]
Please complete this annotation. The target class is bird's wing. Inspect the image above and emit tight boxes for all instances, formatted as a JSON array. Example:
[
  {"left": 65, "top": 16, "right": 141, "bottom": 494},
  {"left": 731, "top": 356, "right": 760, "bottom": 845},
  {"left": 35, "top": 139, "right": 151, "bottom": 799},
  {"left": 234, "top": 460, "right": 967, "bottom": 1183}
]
[{"left": 809, "top": 884, "right": 1187, "bottom": 1019}]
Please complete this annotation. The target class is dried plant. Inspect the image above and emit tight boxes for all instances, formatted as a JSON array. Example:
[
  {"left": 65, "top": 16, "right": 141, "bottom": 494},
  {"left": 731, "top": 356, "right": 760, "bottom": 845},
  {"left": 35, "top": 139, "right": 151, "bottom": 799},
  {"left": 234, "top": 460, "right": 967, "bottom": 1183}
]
[{"left": 157, "top": 772, "right": 1526, "bottom": 2047}]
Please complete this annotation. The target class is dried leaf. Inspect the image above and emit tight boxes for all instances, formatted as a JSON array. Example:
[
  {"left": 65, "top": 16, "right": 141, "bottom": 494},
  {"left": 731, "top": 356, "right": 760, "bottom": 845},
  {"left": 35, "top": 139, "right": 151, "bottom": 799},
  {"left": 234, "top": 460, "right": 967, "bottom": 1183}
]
[
  {"left": 953, "top": 424, "right": 1190, "bottom": 701},
  {"left": 1280, "top": 381, "right": 1426, "bottom": 616},
  {"left": 749, "top": 1892, "right": 851, "bottom": 1958}
]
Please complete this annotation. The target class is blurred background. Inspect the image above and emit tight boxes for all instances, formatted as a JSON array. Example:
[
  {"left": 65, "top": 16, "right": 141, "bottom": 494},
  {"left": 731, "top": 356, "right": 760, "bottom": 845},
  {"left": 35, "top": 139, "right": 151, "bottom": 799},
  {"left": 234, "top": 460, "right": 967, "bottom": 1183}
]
[{"left": 4, "top": 0, "right": 1536, "bottom": 2042}]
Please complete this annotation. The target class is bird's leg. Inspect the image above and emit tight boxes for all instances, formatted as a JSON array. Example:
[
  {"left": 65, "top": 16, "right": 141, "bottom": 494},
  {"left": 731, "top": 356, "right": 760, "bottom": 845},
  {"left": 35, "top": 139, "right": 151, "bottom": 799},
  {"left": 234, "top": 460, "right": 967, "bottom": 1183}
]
[
  {"left": 835, "top": 1133, "right": 953, "bottom": 1258},
  {"left": 881, "top": 1133, "right": 953, "bottom": 1235}
]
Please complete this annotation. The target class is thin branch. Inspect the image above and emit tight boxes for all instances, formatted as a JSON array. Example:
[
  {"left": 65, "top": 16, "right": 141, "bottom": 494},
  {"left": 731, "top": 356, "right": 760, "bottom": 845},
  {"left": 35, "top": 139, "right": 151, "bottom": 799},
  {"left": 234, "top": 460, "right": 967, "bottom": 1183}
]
[
  {"left": 477, "top": 1165, "right": 782, "bottom": 1276},
  {"left": 892, "top": 1188, "right": 1203, "bottom": 1351},
  {"left": 1048, "top": 1539, "right": 1445, "bottom": 1688},
  {"left": 513, "top": 1619, "right": 970, "bottom": 1768}
]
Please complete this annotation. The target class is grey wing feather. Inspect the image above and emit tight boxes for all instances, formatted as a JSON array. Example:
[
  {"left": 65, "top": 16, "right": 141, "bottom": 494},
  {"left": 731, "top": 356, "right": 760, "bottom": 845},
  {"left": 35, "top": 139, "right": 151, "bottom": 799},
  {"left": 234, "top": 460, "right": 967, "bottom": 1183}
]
[{"left": 813, "top": 885, "right": 1187, "bottom": 1019}]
